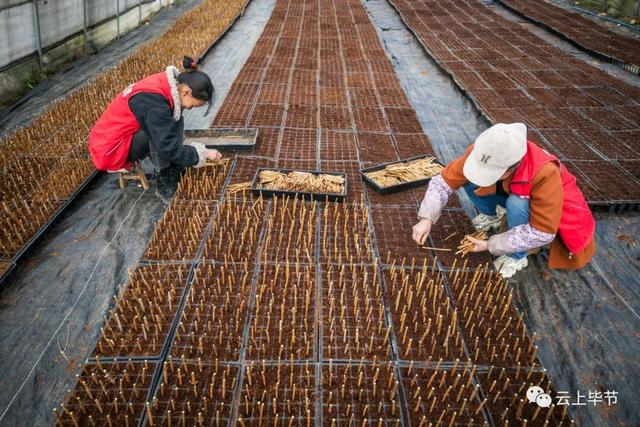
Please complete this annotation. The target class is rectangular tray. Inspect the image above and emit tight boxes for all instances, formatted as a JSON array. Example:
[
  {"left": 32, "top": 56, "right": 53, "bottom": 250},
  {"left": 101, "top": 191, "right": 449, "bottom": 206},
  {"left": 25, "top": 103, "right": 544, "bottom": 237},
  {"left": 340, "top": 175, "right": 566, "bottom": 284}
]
[
  {"left": 251, "top": 168, "right": 348, "bottom": 202},
  {"left": 360, "top": 154, "right": 444, "bottom": 194},
  {"left": 0, "top": 262, "right": 16, "bottom": 288},
  {"left": 588, "top": 200, "right": 640, "bottom": 213},
  {"left": 184, "top": 127, "right": 258, "bottom": 150}
]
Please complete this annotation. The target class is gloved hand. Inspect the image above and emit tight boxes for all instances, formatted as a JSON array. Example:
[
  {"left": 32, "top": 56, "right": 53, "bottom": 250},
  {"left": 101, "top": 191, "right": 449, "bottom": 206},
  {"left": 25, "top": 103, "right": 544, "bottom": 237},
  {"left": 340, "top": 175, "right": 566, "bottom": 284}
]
[
  {"left": 412, "top": 218, "right": 432, "bottom": 245},
  {"left": 465, "top": 236, "right": 489, "bottom": 252},
  {"left": 206, "top": 149, "right": 222, "bottom": 161}
]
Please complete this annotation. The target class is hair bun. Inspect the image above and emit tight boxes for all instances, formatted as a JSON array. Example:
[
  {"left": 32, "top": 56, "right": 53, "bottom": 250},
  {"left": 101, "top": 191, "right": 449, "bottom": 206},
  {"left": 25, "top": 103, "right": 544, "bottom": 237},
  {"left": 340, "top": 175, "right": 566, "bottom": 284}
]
[{"left": 182, "top": 56, "right": 198, "bottom": 70}]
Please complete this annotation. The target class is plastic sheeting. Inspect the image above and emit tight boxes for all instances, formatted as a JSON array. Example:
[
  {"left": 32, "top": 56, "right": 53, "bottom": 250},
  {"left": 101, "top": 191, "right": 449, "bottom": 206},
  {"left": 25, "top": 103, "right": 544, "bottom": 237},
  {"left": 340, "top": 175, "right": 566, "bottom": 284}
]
[
  {"left": 0, "top": 0, "right": 168, "bottom": 68},
  {"left": 0, "top": 174, "right": 165, "bottom": 426}
]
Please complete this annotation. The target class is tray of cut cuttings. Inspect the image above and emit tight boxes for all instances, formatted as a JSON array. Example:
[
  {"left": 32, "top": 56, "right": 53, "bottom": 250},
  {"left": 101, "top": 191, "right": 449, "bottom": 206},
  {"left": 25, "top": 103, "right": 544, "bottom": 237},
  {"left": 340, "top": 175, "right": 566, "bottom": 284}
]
[
  {"left": 184, "top": 127, "right": 258, "bottom": 150},
  {"left": 360, "top": 154, "right": 444, "bottom": 194},
  {"left": 251, "top": 168, "right": 348, "bottom": 202}
]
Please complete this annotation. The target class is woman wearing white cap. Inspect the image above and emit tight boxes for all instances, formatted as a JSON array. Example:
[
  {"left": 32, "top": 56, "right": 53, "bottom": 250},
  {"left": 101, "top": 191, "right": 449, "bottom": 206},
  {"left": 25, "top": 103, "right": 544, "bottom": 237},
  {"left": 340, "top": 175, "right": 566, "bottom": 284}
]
[{"left": 412, "top": 123, "right": 596, "bottom": 278}]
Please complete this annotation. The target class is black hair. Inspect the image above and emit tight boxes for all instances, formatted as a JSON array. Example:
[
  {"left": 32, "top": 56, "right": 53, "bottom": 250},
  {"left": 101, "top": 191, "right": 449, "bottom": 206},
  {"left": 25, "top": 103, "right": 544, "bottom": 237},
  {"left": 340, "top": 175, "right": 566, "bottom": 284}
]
[{"left": 178, "top": 56, "right": 214, "bottom": 113}]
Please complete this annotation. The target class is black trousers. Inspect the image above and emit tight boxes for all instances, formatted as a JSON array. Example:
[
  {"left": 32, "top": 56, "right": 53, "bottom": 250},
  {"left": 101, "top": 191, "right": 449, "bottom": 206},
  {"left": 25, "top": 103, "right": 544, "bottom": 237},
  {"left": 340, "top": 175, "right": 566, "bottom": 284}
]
[
  {"left": 126, "top": 124, "right": 184, "bottom": 170},
  {"left": 126, "top": 129, "right": 150, "bottom": 163}
]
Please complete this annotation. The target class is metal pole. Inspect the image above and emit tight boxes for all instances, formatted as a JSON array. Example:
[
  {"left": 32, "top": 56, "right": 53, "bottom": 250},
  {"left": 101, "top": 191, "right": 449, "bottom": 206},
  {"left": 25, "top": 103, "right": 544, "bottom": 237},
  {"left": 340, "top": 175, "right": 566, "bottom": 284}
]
[
  {"left": 138, "top": 0, "right": 142, "bottom": 25},
  {"left": 115, "top": 0, "right": 120, "bottom": 39},
  {"left": 82, "top": 0, "right": 88, "bottom": 48},
  {"left": 33, "top": 0, "right": 43, "bottom": 67}
]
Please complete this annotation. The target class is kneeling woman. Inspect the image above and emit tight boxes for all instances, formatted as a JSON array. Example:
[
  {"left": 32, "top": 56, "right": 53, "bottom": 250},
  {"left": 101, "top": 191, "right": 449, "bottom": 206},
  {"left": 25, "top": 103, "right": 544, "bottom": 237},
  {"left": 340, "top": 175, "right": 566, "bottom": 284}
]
[
  {"left": 88, "top": 57, "right": 222, "bottom": 204},
  {"left": 412, "top": 123, "right": 596, "bottom": 278}
]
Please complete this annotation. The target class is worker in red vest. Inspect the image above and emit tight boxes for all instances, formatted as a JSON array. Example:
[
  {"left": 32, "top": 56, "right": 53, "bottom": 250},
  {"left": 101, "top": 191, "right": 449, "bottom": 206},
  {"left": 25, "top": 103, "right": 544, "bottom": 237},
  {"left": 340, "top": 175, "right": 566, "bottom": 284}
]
[
  {"left": 89, "top": 57, "right": 222, "bottom": 204},
  {"left": 412, "top": 123, "right": 596, "bottom": 278}
]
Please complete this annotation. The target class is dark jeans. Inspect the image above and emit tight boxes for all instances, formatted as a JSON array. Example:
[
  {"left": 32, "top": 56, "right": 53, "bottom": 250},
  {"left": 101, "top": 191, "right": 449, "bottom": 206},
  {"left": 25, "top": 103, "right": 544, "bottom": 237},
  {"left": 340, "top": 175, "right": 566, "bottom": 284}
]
[
  {"left": 127, "top": 129, "right": 150, "bottom": 163},
  {"left": 463, "top": 182, "right": 530, "bottom": 260}
]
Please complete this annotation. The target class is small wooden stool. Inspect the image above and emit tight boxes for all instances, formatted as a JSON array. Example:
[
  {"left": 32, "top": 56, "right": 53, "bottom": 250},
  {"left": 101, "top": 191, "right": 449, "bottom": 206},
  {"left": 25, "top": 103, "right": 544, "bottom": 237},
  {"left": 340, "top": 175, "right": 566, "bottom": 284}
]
[{"left": 111, "top": 161, "right": 149, "bottom": 190}]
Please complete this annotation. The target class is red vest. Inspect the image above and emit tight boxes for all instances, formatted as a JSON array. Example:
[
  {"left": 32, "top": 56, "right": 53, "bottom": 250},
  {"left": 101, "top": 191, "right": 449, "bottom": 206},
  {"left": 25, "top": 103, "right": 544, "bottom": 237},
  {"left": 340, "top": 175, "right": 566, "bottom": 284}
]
[
  {"left": 510, "top": 141, "right": 595, "bottom": 256},
  {"left": 88, "top": 71, "right": 175, "bottom": 171}
]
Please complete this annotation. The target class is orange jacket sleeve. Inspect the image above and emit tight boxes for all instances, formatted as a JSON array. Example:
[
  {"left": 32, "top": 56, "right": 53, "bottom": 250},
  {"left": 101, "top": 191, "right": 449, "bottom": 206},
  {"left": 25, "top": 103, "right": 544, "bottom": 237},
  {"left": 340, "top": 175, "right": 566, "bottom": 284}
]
[{"left": 440, "top": 145, "right": 473, "bottom": 190}]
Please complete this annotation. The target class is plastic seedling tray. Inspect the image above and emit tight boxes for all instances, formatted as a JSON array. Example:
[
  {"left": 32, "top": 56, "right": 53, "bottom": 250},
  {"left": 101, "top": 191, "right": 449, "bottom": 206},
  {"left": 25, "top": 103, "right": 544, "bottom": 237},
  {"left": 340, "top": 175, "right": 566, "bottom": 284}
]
[
  {"left": 251, "top": 168, "right": 348, "bottom": 202},
  {"left": 589, "top": 200, "right": 640, "bottom": 213},
  {"left": 184, "top": 127, "right": 258, "bottom": 150},
  {"left": 2, "top": 169, "right": 101, "bottom": 285},
  {"left": 0, "top": 262, "right": 15, "bottom": 288},
  {"left": 360, "top": 154, "right": 444, "bottom": 194}
]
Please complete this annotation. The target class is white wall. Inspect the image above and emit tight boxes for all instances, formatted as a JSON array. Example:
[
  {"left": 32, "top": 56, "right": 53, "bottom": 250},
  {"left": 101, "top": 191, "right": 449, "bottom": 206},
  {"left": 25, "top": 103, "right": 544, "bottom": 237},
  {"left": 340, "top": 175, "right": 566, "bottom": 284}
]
[
  {"left": 0, "top": 2, "right": 38, "bottom": 66},
  {"left": 0, "top": 0, "right": 173, "bottom": 69}
]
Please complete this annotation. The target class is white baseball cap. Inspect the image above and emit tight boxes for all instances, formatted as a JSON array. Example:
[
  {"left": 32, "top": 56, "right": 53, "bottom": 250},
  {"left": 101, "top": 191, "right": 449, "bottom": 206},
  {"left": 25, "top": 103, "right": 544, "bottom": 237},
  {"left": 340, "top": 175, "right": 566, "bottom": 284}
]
[{"left": 463, "top": 122, "right": 528, "bottom": 187}]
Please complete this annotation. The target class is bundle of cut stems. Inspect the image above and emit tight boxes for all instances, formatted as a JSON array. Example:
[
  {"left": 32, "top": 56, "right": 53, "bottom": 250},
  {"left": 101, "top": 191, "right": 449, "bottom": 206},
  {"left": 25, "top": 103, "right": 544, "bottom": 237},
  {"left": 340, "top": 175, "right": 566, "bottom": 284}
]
[
  {"left": 258, "top": 170, "right": 345, "bottom": 194},
  {"left": 205, "top": 158, "right": 230, "bottom": 167},
  {"left": 227, "top": 181, "right": 252, "bottom": 194},
  {"left": 457, "top": 230, "right": 488, "bottom": 256},
  {"left": 365, "top": 157, "right": 443, "bottom": 188}
]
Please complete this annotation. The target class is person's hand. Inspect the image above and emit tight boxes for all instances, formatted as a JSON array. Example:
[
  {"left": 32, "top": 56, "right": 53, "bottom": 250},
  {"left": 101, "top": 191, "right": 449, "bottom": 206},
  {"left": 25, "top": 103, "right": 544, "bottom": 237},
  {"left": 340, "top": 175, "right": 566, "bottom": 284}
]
[
  {"left": 465, "top": 236, "right": 488, "bottom": 252},
  {"left": 412, "top": 218, "right": 432, "bottom": 245},
  {"left": 206, "top": 149, "right": 222, "bottom": 161}
]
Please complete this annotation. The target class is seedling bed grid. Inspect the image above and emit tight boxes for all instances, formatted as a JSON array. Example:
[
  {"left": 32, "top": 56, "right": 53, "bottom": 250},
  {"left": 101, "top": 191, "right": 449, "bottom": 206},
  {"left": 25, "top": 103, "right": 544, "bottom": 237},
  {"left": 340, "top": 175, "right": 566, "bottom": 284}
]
[
  {"left": 387, "top": 0, "right": 640, "bottom": 209},
  {"left": 93, "top": 264, "right": 191, "bottom": 358}
]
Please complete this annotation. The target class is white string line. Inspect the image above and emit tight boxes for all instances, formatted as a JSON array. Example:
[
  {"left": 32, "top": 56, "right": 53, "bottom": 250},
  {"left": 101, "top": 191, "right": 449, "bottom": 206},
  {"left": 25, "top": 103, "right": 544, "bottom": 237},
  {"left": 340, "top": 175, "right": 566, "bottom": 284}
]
[
  {"left": 0, "top": 190, "right": 146, "bottom": 423},
  {"left": 591, "top": 259, "right": 640, "bottom": 321}
]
